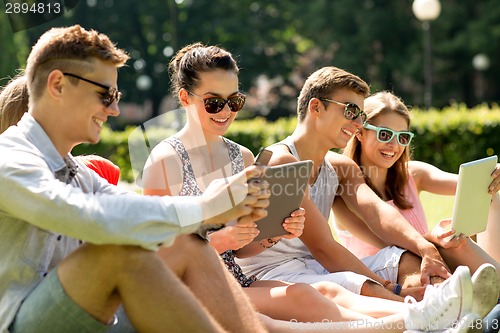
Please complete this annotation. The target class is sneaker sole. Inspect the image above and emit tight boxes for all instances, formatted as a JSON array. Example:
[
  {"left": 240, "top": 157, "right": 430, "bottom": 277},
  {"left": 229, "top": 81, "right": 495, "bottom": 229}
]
[
  {"left": 471, "top": 263, "right": 499, "bottom": 318},
  {"left": 456, "top": 266, "right": 474, "bottom": 322}
]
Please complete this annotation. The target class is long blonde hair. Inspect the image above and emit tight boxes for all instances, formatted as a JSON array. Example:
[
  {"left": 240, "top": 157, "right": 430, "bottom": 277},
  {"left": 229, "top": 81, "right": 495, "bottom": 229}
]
[
  {"left": 0, "top": 75, "right": 28, "bottom": 134},
  {"left": 343, "top": 91, "right": 413, "bottom": 209}
]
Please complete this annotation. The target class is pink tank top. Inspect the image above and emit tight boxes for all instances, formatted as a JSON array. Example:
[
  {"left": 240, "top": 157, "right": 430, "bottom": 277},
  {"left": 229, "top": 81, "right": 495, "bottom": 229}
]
[{"left": 336, "top": 174, "right": 429, "bottom": 258}]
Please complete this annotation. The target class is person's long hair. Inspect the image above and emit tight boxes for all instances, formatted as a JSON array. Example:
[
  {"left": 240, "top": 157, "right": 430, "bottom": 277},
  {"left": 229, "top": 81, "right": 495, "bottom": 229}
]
[
  {"left": 0, "top": 75, "right": 28, "bottom": 134},
  {"left": 343, "top": 91, "right": 413, "bottom": 209}
]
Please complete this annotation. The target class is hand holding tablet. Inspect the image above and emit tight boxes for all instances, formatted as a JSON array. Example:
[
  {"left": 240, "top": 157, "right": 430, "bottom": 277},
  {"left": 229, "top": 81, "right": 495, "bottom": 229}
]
[{"left": 253, "top": 158, "right": 313, "bottom": 241}]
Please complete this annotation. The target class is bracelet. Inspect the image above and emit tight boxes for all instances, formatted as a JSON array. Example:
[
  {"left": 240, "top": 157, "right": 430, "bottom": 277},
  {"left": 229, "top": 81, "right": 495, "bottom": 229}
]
[
  {"left": 392, "top": 283, "right": 402, "bottom": 295},
  {"left": 259, "top": 238, "right": 280, "bottom": 249},
  {"left": 382, "top": 280, "right": 391, "bottom": 289}
]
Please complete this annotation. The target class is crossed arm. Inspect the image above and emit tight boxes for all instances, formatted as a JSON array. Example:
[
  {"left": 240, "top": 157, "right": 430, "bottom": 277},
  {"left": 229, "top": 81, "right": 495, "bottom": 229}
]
[{"left": 328, "top": 152, "right": 451, "bottom": 285}]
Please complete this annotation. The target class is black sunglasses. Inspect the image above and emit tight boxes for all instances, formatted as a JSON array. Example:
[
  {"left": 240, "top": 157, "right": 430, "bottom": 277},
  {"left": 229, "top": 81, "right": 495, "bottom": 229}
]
[
  {"left": 63, "top": 73, "right": 122, "bottom": 107},
  {"left": 318, "top": 97, "right": 367, "bottom": 124},
  {"left": 188, "top": 91, "right": 246, "bottom": 114}
]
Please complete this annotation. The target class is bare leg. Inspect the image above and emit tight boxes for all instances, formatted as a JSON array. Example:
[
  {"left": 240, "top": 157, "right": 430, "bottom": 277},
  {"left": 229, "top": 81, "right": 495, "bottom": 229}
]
[
  {"left": 158, "top": 234, "right": 266, "bottom": 333},
  {"left": 58, "top": 243, "right": 226, "bottom": 333},
  {"left": 396, "top": 251, "right": 422, "bottom": 287},
  {"left": 310, "top": 281, "right": 406, "bottom": 318},
  {"left": 438, "top": 237, "right": 500, "bottom": 288},
  {"left": 477, "top": 192, "right": 500, "bottom": 263},
  {"left": 247, "top": 281, "right": 372, "bottom": 322},
  {"left": 360, "top": 280, "right": 405, "bottom": 302}
]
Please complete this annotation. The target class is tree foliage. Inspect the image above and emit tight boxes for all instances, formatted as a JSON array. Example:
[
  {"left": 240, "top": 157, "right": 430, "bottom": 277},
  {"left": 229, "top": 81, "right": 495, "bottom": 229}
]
[{"left": 1, "top": 0, "right": 499, "bottom": 122}]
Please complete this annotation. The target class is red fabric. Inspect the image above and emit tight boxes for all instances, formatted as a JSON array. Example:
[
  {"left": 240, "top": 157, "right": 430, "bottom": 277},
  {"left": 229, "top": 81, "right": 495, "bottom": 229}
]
[{"left": 79, "top": 155, "right": 120, "bottom": 185}]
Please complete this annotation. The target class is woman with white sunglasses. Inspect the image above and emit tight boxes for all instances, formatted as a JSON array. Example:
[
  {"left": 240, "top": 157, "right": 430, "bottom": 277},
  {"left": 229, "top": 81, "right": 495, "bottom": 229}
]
[{"left": 334, "top": 90, "right": 500, "bottom": 320}]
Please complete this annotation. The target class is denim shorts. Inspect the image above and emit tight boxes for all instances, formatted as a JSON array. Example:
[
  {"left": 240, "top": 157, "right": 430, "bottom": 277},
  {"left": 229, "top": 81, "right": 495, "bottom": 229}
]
[{"left": 9, "top": 269, "right": 109, "bottom": 333}]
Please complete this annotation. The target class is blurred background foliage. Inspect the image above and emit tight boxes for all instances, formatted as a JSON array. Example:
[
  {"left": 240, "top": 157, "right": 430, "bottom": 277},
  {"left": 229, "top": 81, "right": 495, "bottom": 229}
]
[
  {"left": 72, "top": 104, "right": 500, "bottom": 183},
  {"left": 1, "top": 0, "right": 499, "bottom": 183}
]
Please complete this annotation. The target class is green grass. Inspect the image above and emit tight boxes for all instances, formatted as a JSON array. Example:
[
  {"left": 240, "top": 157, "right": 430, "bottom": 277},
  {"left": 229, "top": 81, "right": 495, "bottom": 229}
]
[{"left": 420, "top": 192, "right": 455, "bottom": 230}]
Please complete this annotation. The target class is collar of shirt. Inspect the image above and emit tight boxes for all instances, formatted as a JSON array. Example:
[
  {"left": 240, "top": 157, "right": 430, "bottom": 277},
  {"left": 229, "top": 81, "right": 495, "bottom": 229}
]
[{"left": 18, "top": 113, "right": 78, "bottom": 184}]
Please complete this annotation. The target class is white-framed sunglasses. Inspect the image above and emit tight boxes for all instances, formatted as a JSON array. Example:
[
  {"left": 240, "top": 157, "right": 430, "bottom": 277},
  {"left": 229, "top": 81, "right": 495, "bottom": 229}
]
[{"left": 364, "top": 124, "right": 414, "bottom": 146}]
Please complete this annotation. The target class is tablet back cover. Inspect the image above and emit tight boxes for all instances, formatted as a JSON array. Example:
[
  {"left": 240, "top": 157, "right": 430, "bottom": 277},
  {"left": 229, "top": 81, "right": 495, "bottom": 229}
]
[
  {"left": 451, "top": 155, "right": 497, "bottom": 236},
  {"left": 255, "top": 160, "right": 313, "bottom": 240}
]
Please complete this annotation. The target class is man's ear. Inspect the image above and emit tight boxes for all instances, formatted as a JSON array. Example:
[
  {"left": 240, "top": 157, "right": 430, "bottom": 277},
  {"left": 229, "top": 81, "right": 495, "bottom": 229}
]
[
  {"left": 46, "top": 70, "right": 65, "bottom": 99},
  {"left": 308, "top": 97, "right": 321, "bottom": 116},
  {"left": 355, "top": 128, "right": 363, "bottom": 141}
]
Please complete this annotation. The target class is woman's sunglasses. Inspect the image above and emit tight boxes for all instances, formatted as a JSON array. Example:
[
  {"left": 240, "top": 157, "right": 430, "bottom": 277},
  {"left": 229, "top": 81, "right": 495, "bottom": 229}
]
[
  {"left": 188, "top": 91, "right": 246, "bottom": 114},
  {"left": 63, "top": 73, "right": 122, "bottom": 107},
  {"left": 318, "top": 97, "right": 367, "bottom": 124},
  {"left": 364, "top": 124, "right": 414, "bottom": 146}
]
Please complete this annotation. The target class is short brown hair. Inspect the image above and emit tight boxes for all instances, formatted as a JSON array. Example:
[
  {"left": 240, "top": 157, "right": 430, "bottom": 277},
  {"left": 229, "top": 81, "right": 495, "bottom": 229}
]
[
  {"left": 0, "top": 75, "right": 28, "bottom": 134},
  {"left": 297, "top": 66, "right": 370, "bottom": 121},
  {"left": 25, "top": 25, "right": 129, "bottom": 101}
]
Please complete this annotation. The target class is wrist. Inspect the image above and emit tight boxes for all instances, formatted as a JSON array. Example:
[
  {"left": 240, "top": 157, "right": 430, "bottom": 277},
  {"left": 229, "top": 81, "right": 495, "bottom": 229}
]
[
  {"left": 382, "top": 280, "right": 402, "bottom": 295},
  {"left": 417, "top": 241, "right": 440, "bottom": 258},
  {"left": 259, "top": 237, "right": 281, "bottom": 249},
  {"left": 382, "top": 280, "right": 391, "bottom": 289},
  {"left": 392, "top": 283, "right": 402, "bottom": 295}
]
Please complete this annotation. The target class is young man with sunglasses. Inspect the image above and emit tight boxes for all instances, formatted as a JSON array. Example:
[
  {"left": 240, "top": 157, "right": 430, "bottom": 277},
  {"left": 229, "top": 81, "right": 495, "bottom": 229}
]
[
  {"left": 0, "top": 25, "right": 272, "bottom": 333},
  {"left": 237, "top": 66, "right": 457, "bottom": 303}
]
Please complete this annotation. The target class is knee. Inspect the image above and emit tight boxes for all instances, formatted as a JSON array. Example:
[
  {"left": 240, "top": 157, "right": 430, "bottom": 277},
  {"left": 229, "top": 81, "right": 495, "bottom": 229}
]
[
  {"left": 311, "top": 281, "right": 342, "bottom": 298},
  {"left": 400, "top": 251, "right": 422, "bottom": 267},
  {"left": 58, "top": 243, "right": 157, "bottom": 281},
  {"left": 399, "top": 251, "right": 422, "bottom": 277},
  {"left": 77, "top": 243, "right": 155, "bottom": 268},
  {"left": 176, "top": 234, "right": 210, "bottom": 251},
  {"left": 286, "top": 283, "right": 321, "bottom": 304},
  {"left": 360, "top": 279, "right": 385, "bottom": 297},
  {"left": 165, "top": 234, "right": 215, "bottom": 258}
]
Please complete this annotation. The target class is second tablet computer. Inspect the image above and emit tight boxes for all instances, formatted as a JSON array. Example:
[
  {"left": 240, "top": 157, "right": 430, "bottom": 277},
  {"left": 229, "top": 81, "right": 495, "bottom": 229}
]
[
  {"left": 255, "top": 160, "right": 313, "bottom": 240},
  {"left": 451, "top": 155, "right": 498, "bottom": 236}
]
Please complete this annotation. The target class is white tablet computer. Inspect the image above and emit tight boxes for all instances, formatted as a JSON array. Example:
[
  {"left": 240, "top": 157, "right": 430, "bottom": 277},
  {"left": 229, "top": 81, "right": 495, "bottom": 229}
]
[
  {"left": 254, "top": 160, "right": 313, "bottom": 241},
  {"left": 451, "top": 155, "right": 498, "bottom": 236}
]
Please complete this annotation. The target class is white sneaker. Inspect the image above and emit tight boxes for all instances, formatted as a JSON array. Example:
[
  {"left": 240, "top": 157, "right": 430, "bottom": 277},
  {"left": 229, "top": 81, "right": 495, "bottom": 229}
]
[
  {"left": 404, "top": 266, "right": 473, "bottom": 331},
  {"left": 471, "top": 263, "right": 499, "bottom": 318}
]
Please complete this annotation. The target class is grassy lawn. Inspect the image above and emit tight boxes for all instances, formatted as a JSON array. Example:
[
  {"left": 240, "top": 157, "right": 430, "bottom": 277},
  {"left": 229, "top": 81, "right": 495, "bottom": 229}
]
[{"left": 420, "top": 192, "right": 455, "bottom": 230}]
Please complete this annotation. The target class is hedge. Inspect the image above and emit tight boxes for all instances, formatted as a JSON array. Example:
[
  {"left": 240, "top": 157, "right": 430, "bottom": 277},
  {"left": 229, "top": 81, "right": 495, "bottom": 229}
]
[{"left": 72, "top": 103, "right": 500, "bottom": 183}]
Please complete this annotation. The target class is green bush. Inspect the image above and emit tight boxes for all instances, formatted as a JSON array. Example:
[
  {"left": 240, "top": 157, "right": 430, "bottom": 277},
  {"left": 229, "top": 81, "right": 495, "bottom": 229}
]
[
  {"left": 72, "top": 104, "right": 500, "bottom": 183},
  {"left": 72, "top": 126, "right": 135, "bottom": 182},
  {"left": 410, "top": 103, "right": 500, "bottom": 172}
]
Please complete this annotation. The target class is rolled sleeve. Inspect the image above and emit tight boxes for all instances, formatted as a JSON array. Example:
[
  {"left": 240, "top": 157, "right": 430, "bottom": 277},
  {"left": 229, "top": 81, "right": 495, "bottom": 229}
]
[{"left": 171, "top": 196, "right": 203, "bottom": 232}]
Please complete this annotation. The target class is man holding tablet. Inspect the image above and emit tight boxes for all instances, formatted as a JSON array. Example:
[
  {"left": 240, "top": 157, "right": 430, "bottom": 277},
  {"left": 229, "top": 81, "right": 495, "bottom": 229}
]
[
  {"left": 236, "top": 66, "right": 448, "bottom": 301},
  {"left": 237, "top": 66, "right": 498, "bottom": 309}
]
